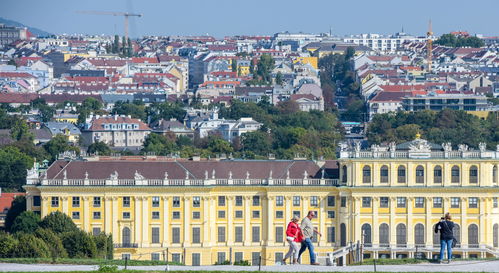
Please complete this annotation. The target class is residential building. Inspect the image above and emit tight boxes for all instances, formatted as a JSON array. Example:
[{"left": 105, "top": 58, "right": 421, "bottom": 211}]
[
  {"left": 402, "top": 93, "right": 489, "bottom": 112},
  {"left": 81, "top": 115, "right": 151, "bottom": 149},
  {"left": 44, "top": 122, "right": 81, "bottom": 144},
  {"left": 0, "top": 24, "right": 28, "bottom": 46}
]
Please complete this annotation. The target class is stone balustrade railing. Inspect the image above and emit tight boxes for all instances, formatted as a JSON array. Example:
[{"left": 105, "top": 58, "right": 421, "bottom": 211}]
[{"left": 32, "top": 178, "right": 340, "bottom": 187}]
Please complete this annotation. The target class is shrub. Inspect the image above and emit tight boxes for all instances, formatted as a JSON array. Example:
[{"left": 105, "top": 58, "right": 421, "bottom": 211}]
[
  {"left": 98, "top": 265, "right": 118, "bottom": 272},
  {"left": 4, "top": 195, "right": 26, "bottom": 232},
  {"left": 61, "top": 230, "right": 97, "bottom": 258},
  {"left": 233, "top": 260, "right": 251, "bottom": 266},
  {"left": 15, "top": 233, "right": 50, "bottom": 258},
  {"left": 34, "top": 228, "right": 68, "bottom": 259},
  {"left": 10, "top": 211, "right": 40, "bottom": 234},
  {"left": 0, "top": 232, "right": 18, "bottom": 258},
  {"left": 214, "top": 260, "right": 231, "bottom": 265},
  {"left": 40, "top": 211, "right": 78, "bottom": 234}
]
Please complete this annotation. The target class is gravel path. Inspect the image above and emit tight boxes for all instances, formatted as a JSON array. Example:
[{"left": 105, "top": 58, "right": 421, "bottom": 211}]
[{"left": 1, "top": 260, "right": 498, "bottom": 272}]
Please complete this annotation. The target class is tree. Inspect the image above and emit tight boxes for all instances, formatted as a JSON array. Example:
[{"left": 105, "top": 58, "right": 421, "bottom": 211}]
[
  {"left": 142, "top": 133, "right": 177, "bottom": 156},
  {"left": 435, "top": 33, "right": 485, "bottom": 47},
  {"left": 231, "top": 60, "right": 237, "bottom": 72},
  {"left": 4, "top": 195, "right": 26, "bottom": 232},
  {"left": 61, "top": 230, "right": 97, "bottom": 258},
  {"left": 40, "top": 211, "right": 78, "bottom": 234},
  {"left": 275, "top": 71, "right": 283, "bottom": 85},
  {"left": 10, "top": 211, "right": 41, "bottom": 234},
  {"left": 15, "top": 233, "right": 50, "bottom": 258},
  {"left": 277, "top": 100, "right": 299, "bottom": 115},
  {"left": 10, "top": 118, "right": 33, "bottom": 142},
  {"left": 0, "top": 146, "right": 34, "bottom": 190},
  {"left": 0, "top": 232, "right": 18, "bottom": 258},
  {"left": 87, "top": 141, "right": 112, "bottom": 156},
  {"left": 345, "top": 46, "right": 355, "bottom": 60},
  {"left": 207, "top": 136, "right": 233, "bottom": 155},
  {"left": 35, "top": 228, "right": 68, "bottom": 260},
  {"left": 44, "top": 134, "right": 79, "bottom": 161},
  {"left": 112, "top": 101, "right": 147, "bottom": 121},
  {"left": 93, "top": 233, "right": 111, "bottom": 259},
  {"left": 113, "top": 35, "right": 120, "bottom": 54},
  {"left": 241, "top": 131, "right": 271, "bottom": 156}
]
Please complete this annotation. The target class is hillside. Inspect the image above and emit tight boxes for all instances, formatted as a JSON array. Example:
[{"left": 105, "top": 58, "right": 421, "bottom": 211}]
[{"left": 0, "top": 17, "right": 52, "bottom": 37}]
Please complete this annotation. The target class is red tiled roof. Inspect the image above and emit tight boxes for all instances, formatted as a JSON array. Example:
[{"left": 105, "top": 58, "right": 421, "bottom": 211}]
[
  {"left": 370, "top": 91, "right": 409, "bottom": 102},
  {"left": 0, "top": 72, "right": 35, "bottom": 78},
  {"left": 0, "top": 93, "right": 38, "bottom": 103},
  {"left": 0, "top": 192, "right": 25, "bottom": 214},
  {"left": 132, "top": 57, "right": 159, "bottom": 64}
]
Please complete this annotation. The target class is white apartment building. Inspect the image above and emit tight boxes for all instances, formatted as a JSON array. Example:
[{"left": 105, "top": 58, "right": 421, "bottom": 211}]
[{"left": 343, "top": 33, "right": 427, "bottom": 52}]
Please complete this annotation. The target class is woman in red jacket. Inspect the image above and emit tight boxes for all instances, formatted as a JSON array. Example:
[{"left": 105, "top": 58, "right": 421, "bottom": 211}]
[{"left": 283, "top": 215, "right": 303, "bottom": 265}]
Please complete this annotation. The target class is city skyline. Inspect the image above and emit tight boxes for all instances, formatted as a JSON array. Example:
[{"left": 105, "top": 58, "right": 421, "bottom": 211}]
[{"left": 1, "top": 0, "right": 499, "bottom": 38}]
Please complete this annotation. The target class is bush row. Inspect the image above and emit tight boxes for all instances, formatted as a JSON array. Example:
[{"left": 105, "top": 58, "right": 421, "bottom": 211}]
[{"left": 0, "top": 211, "right": 112, "bottom": 260}]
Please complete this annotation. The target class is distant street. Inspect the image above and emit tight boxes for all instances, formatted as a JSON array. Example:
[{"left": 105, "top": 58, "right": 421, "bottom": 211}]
[{"left": 2, "top": 260, "right": 499, "bottom": 272}]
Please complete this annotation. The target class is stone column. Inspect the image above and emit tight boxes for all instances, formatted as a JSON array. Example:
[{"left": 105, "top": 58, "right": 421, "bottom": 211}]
[
  {"left": 425, "top": 197, "right": 433, "bottom": 248},
  {"left": 202, "top": 196, "right": 211, "bottom": 247},
  {"left": 26, "top": 195, "right": 33, "bottom": 211},
  {"left": 41, "top": 197, "right": 49, "bottom": 217},
  {"left": 407, "top": 197, "right": 414, "bottom": 248},
  {"left": 389, "top": 197, "right": 396, "bottom": 247},
  {"left": 461, "top": 197, "right": 468, "bottom": 248},
  {"left": 244, "top": 196, "right": 251, "bottom": 246},
  {"left": 266, "top": 196, "right": 274, "bottom": 246},
  {"left": 142, "top": 197, "right": 150, "bottom": 246},
  {"left": 183, "top": 197, "right": 191, "bottom": 246},
  {"left": 479, "top": 198, "right": 486, "bottom": 247},
  {"left": 104, "top": 197, "right": 112, "bottom": 234},
  {"left": 353, "top": 197, "right": 361, "bottom": 244},
  {"left": 227, "top": 196, "right": 234, "bottom": 245},
  {"left": 112, "top": 197, "right": 119, "bottom": 243},
  {"left": 318, "top": 196, "right": 326, "bottom": 246},
  {"left": 61, "top": 196, "right": 68, "bottom": 215},
  {"left": 372, "top": 197, "right": 379, "bottom": 247},
  {"left": 284, "top": 196, "right": 292, "bottom": 227},
  {"left": 82, "top": 196, "right": 90, "bottom": 232},
  {"left": 134, "top": 197, "right": 142, "bottom": 246},
  {"left": 162, "top": 196, "right": 169, "bottom": 247}
]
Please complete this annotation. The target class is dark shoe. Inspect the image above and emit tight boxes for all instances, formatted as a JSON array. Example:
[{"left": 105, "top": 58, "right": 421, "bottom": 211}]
[
  {"left": 311, "top": 262, "right": 320, "bottom": 265},
  {"left": 282, "top": 259, "right": 286, "bottom": 265},
  {"left": 447, "top": 259, "right": 451, "bottom": 264}
]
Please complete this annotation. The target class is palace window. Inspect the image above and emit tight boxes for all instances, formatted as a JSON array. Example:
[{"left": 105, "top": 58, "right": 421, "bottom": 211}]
[
  {"left": 72, "top": 211, "right": 80, "bottom": 219},
  {"left": 469, "top": 197, "right": 478, "bottom": 208},
  {"left": 451, "top": 197, "right": 460, "bottom": 208},
  {"left": 172, "top": 211, "right": 180, "bottom": 219},
  {"left": 235, "top": 196, "right": 243, "bottom": 206},
  {"left": 93, "top": 211, "right": 101, "bottom": 219},
  {"left": 380, "top": 165, "right": 389, "bottom": 183},
  {"left": 72, "top": 197, "right": 80, "bottom": 207},
  {"left": 293, "top": 196, "right": 300, "bottom": 206},
  {"left": 469, "top": 166, "right": 478, "bottom": 183},
  {"left": 433, "top": 197, "right": 443, "bottom": 208},
  {"left": 327, "top": 196, "right": 335, "bottom": 207},
  {"left": 235, "top": 210, "right": 243, "bottom": 218},
  {"left": 397, "top": 197, "right": 406, "bottom": 208},
  {"left": 397, "top": 166, "right": 406, "bottom": 183},
  {"left": 276, "top": 196, "right": 284, "bottom": 206},
  {"left": 415, "top": 166, "right": 424, "bottom": 183},
  {"left": 415, "top": 197, "right": 425, "bottom": 208},
  {"left": 451, "top": 166, "right": 460, "bottom": 183},
  {"left": 310, "top": 196, "right": 318, "bottom": 207},
  {"left": 362, "top": 197, "right": 371, "bottom": 208},
  {"left": 362, "top": 166, "right": 371, "bottom": 183},
  {"left": 152, "top": 196, "right": 160, "bottom": 207},
  {"left": 93, "top": 197, "right": 101, "bottom": 207},
  {"left": 192, "top": 211, "right": 200, "bottom": 219},
  {"left": 123, "top": 197, "right": 130, "bottom": 207},
  {"left": 51, "top": 197, "right": 59, "bottom": 207},
  {"left": 172, "top": 196, "right": 180, "bottom": 207},
  {"left": 192, "top": 196, "right": 200, "bottom": 207},
  {"left": 380, "top": 197, "right": 389, "bottom": 208},
  {"left": 218, "top": 210, "right": 226, "bottom": 218},
  {"left": 276, "top": 211, "right": 283, "bottom": 218},
  {"left": 152, "top": 211, "right": 160, "bottom": 219},
  {"left": 218, "top": 196, "right": 225, "bottom": 206},
  {"left": 433, "top": 166, "right": 442, "bottom": 183},
  {"left": 252, "top": 196, "right": 260, "bottom": 206}
]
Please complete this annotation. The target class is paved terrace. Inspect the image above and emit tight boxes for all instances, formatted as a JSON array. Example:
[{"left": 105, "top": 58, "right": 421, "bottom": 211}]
[{"left": 1, "top": 260, "right": 499, "bottom": 272}]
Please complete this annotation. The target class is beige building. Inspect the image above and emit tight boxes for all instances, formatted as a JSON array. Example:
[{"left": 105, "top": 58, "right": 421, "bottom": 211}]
[{"left": 81, "top": 115, "right": 151, "bottom": 149}]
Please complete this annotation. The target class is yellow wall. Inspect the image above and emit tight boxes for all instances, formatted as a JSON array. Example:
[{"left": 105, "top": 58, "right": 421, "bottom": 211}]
[{"left": 293, "top": 57, "right": 318, "bottom": 69}]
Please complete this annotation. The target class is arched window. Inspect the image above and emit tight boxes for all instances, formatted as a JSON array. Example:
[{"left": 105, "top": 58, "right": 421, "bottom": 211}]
[
  {"left": 380, "top": 165, "right": 389, "bottom": 183},
  {"left": 469, "top": 166, "right": 478, "bottom": 184},
  {"left": 342, "top": 165, "right": 347, "bottom": 183},
  {"left": 379, "top": 223, "right": 389, "bottom": 247},
  {"left": 468, "top": 224, "right": 479, "bottom": 248},
  {"left": 122, "top": 227, "right": 131, "bottom": 246},
  {"left": 363, "top": 166, "right": 371, "bottom": 183},
  {"left": 396, "top": 223, "right": 407, "bottom": 247},
  {"left": 493, "top": 166, "right": 498, "bottom": 184},
  {"left": 414, "top": 223, "right": 425, "bottom": 246},
  {"left": 433, "top": 166, "right": 442, "bottom": 183},
  {"left": 494, "top": 224, "right": 498, "bottom": 248},
  {"left": 433, "top": 224, "right": 440, "bottom": 247},
  {"left": 451, "top": 166, "right": 460, "bottom": 183},
  {"left": 416, "top": 165, "right": 424, "bottom": 183},
  {"left": 453, "top": 224, "right": 461, "bottom": 247},
  {"left": 397, "top": 166, "right": 406, "bottom": 183},
  {"left": 362, "top": 223, "right": 372, "bottom": 247},
  {"left": 340, "top": 223, "right": 347, "bottom": 247}
]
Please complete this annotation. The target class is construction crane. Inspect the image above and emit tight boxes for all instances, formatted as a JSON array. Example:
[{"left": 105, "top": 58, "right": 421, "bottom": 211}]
[
  {"left": 77, "top": 10, "right": 142, "bottom": 41},
  {"left": 426, "top": 19, "right": 433, "bottom": 74}
]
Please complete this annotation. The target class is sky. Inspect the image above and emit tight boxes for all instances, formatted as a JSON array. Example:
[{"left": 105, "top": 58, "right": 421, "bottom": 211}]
[{"left": 1, "top": 0, "right": 498, "bottom": 38}]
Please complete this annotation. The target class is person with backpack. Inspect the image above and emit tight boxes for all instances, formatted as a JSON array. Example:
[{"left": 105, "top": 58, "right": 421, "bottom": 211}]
[{"left": 434, "top": 213, "right": 455, "bottom": 264}]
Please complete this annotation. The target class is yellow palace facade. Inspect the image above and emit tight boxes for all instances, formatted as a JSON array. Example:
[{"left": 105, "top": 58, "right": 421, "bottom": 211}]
[{"left": 24, "top": 137, "right": 499, "bottom": 265}]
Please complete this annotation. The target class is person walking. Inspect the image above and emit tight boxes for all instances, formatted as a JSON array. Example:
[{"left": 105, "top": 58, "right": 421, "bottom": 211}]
[
  {"left": 434, "top": 213, "right": 455, "bottom": 264},
  {"left": 298, "top": 211, "right": 322, "bottom": 265},
  {"left": 283, "top": 216, "right": 302, "bottom": 265}
]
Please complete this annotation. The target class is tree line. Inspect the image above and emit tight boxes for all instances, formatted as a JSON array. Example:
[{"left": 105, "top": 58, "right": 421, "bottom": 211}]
[
  {"left": 434, "top": 33, "right": 485, "bottom": 48},
  {"left": 367, "top": 109, "right": 499, "bottom": 149}
]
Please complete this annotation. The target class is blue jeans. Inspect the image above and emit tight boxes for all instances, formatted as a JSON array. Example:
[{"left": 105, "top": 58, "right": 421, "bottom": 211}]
[
  {"left": 440, "top": 239, "right": 453, "bottom": 261},
  {"left": 298, "top": 238, "right": 316, "bottom": 264}
]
